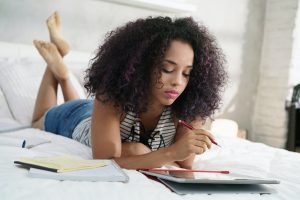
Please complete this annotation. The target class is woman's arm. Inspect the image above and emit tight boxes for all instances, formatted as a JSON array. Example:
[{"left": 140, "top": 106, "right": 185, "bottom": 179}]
[
  {"left": 115, "top": 126, "right": 214, "bottom": 169},
  {"left": 91, "top": 99, "right": 212, "bottom": 169},
  {"left": 91, "top": 98, "right": 122, "bottom": 159},
  {"left": 121, "top": 142, "right": 151, "bottom": 157},
  {"left": 120, "top": 142, "right": 180, "bottom": 167},
  {"left": 91, "top": 99, "right": 183, "bottom": 168},
  {"left": 115, "top": 145, "right": 178, "bottom": 169}
]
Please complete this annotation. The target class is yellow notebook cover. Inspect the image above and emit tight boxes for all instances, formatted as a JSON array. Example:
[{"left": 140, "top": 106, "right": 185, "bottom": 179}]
[{"left": 18, "top": 155, "right": 107, "bottom": 172}]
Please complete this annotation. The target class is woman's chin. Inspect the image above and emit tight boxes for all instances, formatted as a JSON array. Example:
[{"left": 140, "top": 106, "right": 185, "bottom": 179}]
[{"left": 161, "top": 98, "right": 176, "bottom": 106}]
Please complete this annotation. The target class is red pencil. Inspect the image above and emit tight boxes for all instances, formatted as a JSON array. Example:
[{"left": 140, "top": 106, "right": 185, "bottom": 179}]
[
  {"left": 178, "top": 120, "right": 221, "bottom": 147},
  {"left": 139, "top": 168, "right": 229, "bottom": 174}
]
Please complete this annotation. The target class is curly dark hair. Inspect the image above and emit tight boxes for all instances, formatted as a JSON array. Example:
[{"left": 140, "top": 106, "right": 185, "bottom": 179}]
[{"left": 84, "top": 16, "right": 227, "bottom": 122}]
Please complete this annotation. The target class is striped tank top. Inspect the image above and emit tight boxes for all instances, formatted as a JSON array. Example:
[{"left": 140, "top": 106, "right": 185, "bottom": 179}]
[{"left": 72, "top": 107, "right": 176, "bottom": 151}]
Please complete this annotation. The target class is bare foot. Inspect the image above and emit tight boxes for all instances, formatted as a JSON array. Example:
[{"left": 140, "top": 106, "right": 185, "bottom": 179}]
[
  {"left": 33, "top": 40, "right": 69, "bottom": 80},
  {"left": 47, "top": 11, "right": 70, "bottom": 57}
]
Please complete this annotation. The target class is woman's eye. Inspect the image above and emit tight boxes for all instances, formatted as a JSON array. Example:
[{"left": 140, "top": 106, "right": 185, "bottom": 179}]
[
  {"left": 162, "top": 68, "right": 173, "bottom": 73},
  {"left": 183, "top": 70, "right": 192, "bottom": 77}
]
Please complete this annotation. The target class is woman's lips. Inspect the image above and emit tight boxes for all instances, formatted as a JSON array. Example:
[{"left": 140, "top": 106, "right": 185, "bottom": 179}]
[{"left": 165, "top": 90, "right": 179, "bottom": 99}]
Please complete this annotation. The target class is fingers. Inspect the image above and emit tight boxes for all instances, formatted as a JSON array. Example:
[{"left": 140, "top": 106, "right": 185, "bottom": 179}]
[
  {"left": 195, "top": 129, "right": 215, "bottom": 140},
  {"left": 192, "top": 139, "right": 209, "bottom": 150},
  {"left": 183, "top": 130, "right": 212, "bottom": 154},
  {"left": 190, "top": 133, "right": 212, "bottom": 149},
  {"left": 192, "top": 145, "right": 205, "bottom": 155},
  {"left": 174, "top": 129, "right": 214, "bottom": 157}
]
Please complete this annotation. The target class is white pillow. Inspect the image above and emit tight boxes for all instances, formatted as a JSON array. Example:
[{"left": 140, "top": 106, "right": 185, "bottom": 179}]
[
  {"left": 0, "top": 88, "right": 24, "bottom": 132},
  {"left": 0, "top": 57, "right": 86, "bottom": 126},
  {"left": 0, "top": 87, "right": 13, "bottom": 119}
]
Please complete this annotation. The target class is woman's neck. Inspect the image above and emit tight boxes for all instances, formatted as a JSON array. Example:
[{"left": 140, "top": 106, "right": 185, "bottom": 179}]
[
  {"left": 140, "top": 102, "right": 166, "bottom": 131},
  {"left": 144, "top": 101, "right": 165, "bottom": 118}
]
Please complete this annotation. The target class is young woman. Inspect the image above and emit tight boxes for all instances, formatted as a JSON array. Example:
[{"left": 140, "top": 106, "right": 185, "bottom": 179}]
[{"left": 32, "top": 12, "right": 227, "bottom": 169}]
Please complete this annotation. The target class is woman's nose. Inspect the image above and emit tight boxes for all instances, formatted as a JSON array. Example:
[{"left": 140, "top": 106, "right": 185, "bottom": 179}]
[{"left": 171, "top": 73, "right": 184, "bottom": 86}]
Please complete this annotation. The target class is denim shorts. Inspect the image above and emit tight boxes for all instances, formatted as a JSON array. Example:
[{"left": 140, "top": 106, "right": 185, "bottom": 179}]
[{"left": 44, "top": 99, "right": 93, "bottom": 138}]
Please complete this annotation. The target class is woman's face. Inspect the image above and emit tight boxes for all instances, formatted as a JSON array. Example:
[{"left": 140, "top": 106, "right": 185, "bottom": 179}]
[{"left": 149, "top": 40, "right": 194, "bottom": 107}]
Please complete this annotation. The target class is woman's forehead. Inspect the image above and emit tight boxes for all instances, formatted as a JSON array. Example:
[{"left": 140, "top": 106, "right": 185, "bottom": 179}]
[{"left": 163, "top": 40, "right": 194, "bottom": 67}]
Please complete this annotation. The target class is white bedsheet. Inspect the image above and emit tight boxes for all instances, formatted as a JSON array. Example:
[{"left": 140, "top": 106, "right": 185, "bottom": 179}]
[{"left": 0, "top": 128, "right": 299, "bottom": 200}]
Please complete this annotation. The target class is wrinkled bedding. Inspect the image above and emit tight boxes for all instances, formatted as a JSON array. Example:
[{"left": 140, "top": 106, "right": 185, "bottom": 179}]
[{"left": 0, "top": 128, "right": 299, "bottom": 200}]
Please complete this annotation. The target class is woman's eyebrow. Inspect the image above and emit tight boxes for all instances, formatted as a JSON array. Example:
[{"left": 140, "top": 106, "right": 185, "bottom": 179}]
[{"left": 163, "top": 59, "right": 193, "bottom": 68}]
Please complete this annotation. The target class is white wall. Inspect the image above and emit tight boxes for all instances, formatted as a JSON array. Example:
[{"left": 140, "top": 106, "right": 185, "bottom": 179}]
[
  {"left": 252, "top": 0, "right": 299, "bottom": 148},
  {"left": 290, "top": 0, "right": 300, "bottom": 87},
  {"left": 0, "top": 0, "right": 170, "bottom": 53}
]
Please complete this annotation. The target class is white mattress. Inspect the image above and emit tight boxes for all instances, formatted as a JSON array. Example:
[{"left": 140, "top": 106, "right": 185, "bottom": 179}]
[{"left": 0, "top": 128, "right": 299, "bottom": 200}]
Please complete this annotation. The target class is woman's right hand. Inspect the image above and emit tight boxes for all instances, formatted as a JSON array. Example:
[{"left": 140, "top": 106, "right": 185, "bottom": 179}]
[{"left": 169, "top": 129, "right": 214, "bottom": 161}]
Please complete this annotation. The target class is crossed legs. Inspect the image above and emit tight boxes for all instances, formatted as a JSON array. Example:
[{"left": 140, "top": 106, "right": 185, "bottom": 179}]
[{"left": 31, "top": 11, "right": 80, "bottom": 130}]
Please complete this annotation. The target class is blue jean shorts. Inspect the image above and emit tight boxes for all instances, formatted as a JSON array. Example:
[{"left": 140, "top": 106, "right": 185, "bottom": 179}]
[{"left": 44, "top": 99, "right": 93, "bottom": 138}]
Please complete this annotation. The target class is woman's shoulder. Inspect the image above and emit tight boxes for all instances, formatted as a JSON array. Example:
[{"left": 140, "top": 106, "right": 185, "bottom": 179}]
[{"left": 93, "top": 98, "right": 124, "bottom": 119}]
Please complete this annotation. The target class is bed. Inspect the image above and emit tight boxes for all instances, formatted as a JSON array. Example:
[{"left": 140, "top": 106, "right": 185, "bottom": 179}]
[{"left": 1, "top": 41, "right": 299, "bottom": 200}]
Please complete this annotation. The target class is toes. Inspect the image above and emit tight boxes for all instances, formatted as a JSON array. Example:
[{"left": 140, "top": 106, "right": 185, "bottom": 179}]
[
  {"left": 47, "top": 42, "right": 57, "bottom": 50},
  {"left": 54, "top": 11, "right": 61, "bottom": 25},
  {"left": 47, "top": 11, "right": 60, "bottom": 26},
  {"left": 33, "top": 40, "right": 53, "bottom": 50},
  {"left": 33, "top": 40, "right": 42, "bottom": 48},
  {"left": 33, "top": 39, "right": 38, "bottom": 46},
  {"left": 42, "top": 42, "right": 54, "bottom": 50},
  {"left": 39, "top": 41, "right": 48, "bottom": 48},
  {"left": 47, "top": 13, "right": 55, "bottom": 22}
]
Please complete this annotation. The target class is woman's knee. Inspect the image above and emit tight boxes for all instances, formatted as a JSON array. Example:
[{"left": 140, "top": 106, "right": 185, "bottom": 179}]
[{"left": 31, "top": 116, "right": 45, "bottom": 130}]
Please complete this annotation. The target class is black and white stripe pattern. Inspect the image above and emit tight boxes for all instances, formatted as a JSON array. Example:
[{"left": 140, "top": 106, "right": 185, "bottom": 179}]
[
  {"left": 72, "top": 107, "right": 176, "bottom": 150},
  {"left": 72, "top": 117, "right": 92, "bottom": 147},
  {"left": 120, "top": 107, "right": 176, "bottom": 150}
]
